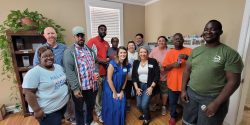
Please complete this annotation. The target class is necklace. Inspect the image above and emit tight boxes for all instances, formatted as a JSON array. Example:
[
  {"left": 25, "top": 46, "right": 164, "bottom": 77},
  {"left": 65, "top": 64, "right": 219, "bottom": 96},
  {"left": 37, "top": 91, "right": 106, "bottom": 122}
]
[{"left": 140, "top": 61, "right": 148, "bottom": 67}]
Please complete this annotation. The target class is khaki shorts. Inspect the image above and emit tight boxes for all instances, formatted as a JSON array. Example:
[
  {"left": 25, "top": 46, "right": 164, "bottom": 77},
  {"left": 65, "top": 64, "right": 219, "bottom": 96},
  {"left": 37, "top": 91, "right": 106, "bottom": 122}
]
[{"left": 158, "top": 81, "right": 168, "bottom": 94}]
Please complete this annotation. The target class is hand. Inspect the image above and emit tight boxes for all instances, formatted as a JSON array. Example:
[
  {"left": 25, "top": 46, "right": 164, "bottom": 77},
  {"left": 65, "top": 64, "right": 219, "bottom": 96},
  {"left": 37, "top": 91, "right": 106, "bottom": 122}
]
[
  {"left": 181, "top": 90, "right": 189, "bottom": 103},
  {"left": 119, "top": 91, "right": 124, "bottom": 100},
  {"left": 94, "top": 73, "right": 100, "bottom": 81},
  {"left": 172, "top": 62, "right": 181, "bottom": 68},
  {"left": 146, "top": 87, "right": 153, "bottom": 96},
  {"left": 34, "top": 109, "right": 45, "bottom": 121},
  {"left": 73, "top": 90, "right": 83, "bottom": 98},
  {"left": 179, "top": 54, "right": 188, "bottom": 60},
  {"left": 106, "top": 58, "right": 110, "bottom": 62},
  {"left": 113, "top": 92, "right": 118, "bottom": 100},
  {"left": 135, "top": 88, "right": 142, "bottom": 96},
  {"left": 203, "top": 101, "right": 220, "bottom": 117}
]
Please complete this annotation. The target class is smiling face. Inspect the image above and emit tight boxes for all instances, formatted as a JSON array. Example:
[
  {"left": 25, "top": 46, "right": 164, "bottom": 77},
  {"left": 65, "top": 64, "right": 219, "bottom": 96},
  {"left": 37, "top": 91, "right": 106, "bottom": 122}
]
[
  {"left": 157, "top": 37, "right": 167, "bottom": 48},
  {"left": 118, "top": 48, "right": 127, "bottom": 61},
  {"left": 139, "top": 48, "right": 148, "bottom": 61},
  {"left": 135, "top": 35, "right": 143, "bottom": 45},
  {"left": 127, "top": 42, "right": 136, "bottom": 53},
  {"left": 202, "top": 21, "right": 223, "bottom": 43},
  {"left": 43, "top": 27, "right": 57, "bottom": 45},
  {"left": 173, "top": 33, "right": 184, "bottom": 49},
  {"left": 39, "top": 48, "right": 54, "bottom": 68}
]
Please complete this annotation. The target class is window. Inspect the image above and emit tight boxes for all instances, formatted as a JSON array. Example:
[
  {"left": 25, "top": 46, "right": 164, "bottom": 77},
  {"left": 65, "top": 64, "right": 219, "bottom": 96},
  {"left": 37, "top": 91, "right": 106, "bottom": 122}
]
[{"left": 85, "top": 0, "right": 124, "bottom": 45}]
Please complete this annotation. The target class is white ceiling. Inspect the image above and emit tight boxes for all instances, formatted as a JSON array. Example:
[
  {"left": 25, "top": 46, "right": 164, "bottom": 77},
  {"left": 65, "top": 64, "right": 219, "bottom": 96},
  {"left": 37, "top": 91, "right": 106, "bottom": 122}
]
[{"left": 102, "top": 0, "right": 159, "bottom": 6}]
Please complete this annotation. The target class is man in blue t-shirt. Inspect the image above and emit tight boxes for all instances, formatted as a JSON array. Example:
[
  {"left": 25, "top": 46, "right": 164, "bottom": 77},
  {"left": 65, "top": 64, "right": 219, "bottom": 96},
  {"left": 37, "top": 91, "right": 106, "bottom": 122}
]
[{"left": 33, "top": 27, "right": 66, "bottom": 66}]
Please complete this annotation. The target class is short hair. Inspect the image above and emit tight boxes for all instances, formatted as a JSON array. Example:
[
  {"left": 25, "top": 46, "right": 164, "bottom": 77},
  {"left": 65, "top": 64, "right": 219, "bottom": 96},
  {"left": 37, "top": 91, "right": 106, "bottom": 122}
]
[
  {"left": 111, "top": 37, "right": 119, "bottom": 43},
  {"left": 157, "top": 36, "right": 168, "bottom": 42},
  {"left": 207, "top": 20, "right": 222, "bottom": 31},
  {"left": 136, "top": 33, "right": 144, "bottom": 39},
  {"left": 127, "top": 40, "right": 136, "bottom": 50},
  {"left": 173, "top": 33, "right": 184, "bottom": 40},
  {"left": 98, "top": 24, "right": 107, "bottom": 30},
  {"left": 38, "top": 46, "right": 53, "bottom": 58}
]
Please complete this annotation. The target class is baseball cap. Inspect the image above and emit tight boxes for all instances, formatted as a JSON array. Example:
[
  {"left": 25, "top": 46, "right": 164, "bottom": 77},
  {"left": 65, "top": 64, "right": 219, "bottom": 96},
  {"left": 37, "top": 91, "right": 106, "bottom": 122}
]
[{"left": 72, "top": 26, "right": 84, "bottom": 35}]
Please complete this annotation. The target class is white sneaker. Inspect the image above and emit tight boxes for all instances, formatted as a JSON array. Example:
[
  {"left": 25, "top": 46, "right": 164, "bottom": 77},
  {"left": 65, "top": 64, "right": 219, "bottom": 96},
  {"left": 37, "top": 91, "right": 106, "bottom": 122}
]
[
  {"left": 90, "top": 121, "right": 99, "bottom": 125},
  {"left": 161, "top": 106, "right": 167, "bottom": 115},
  {"left": 98, "top": 115, "right": 103, "bottom": 123}
]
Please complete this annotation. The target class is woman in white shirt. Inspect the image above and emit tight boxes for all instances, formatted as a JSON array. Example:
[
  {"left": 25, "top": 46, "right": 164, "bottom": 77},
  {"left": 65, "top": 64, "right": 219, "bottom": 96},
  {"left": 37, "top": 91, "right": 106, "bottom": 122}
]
[{"left": 126, "top": 40, "right": 138, "bottom": 111}]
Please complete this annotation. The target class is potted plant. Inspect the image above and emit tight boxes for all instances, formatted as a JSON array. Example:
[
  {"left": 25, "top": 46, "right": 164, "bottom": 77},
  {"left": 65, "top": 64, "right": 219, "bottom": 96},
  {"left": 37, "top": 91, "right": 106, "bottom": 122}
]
[{"left": 0, "top": 8, "right": 65, "bottom": 74}]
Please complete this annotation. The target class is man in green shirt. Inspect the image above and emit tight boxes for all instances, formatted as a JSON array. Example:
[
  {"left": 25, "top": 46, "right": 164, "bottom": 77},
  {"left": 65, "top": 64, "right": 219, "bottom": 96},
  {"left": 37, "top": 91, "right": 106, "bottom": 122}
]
[{"left": 181, "top": 20, "right": 244, "bottom": 125}]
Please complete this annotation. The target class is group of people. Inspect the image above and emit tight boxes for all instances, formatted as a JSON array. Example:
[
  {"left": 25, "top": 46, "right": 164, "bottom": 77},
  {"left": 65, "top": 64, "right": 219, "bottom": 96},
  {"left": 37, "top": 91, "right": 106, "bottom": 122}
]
[{"left": 22, "top": 19, "right": 243, "bottom": 125}]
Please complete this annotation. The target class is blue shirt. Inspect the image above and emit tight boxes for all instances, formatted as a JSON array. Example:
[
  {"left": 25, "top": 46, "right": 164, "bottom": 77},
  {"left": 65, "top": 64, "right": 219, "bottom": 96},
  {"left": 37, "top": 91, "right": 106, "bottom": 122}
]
[
  {"left": 22, "top": 64, "right": 69, "bottom": 114},
  {"left": 33, "top": 42, "right": 66, "bottom": 66}
]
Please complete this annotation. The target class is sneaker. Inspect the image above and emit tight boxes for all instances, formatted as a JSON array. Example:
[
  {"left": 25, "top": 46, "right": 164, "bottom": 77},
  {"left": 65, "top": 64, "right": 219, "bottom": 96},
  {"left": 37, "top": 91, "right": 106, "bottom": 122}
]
[
  {"left": 161, "top": 106, "right": 167, "bottom": 115},
  {"left": 169, "top": 118, "right": 176, "bottom": 125},
  {"left": 143, "top": 120, "right": 149, "bottom": 125},
  {"left": 138, "top": 115, "right": 144, "bottom": 120},
  {"left": 90, "top": 121, "right": 99, "bottom": 125},
  {"left": 98, "top": 115, "right": 103, "bottom": 123}
]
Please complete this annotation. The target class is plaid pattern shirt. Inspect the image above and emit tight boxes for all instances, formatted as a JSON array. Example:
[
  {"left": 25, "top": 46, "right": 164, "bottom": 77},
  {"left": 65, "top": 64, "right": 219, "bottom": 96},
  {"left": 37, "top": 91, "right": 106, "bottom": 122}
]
[{"left": 75, "top": 44, "right": 95, "bottom": 90}]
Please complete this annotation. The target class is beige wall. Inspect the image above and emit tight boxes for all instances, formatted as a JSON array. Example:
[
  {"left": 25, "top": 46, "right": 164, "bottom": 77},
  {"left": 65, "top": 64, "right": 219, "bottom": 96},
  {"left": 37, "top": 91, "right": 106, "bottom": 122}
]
[
  {"left": 145, "top": 0, "right": 245, "bottom": 49},
  {"left": 123, "top": 4, "right": 145, "bottom": 45},
  {"left": 0, "top": 0, "right": 145, "bottom": 105},
  {"left": 0, "top": 0, "right": 246, "bottom": 106}
]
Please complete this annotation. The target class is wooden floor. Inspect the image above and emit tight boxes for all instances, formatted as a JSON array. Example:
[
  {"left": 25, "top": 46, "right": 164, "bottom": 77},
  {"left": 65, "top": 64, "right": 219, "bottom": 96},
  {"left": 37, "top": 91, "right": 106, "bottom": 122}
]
[
  {"left": 0, "top": 102, "right": 182, "bottom": 125},
  {"left": 0, "top": 105, "right": 250, "bottom": 125}
]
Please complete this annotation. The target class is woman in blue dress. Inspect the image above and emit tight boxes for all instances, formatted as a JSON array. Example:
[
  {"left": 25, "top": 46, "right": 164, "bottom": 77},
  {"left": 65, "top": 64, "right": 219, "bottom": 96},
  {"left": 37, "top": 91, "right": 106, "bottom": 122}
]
[{"left": 102, "top": 46, "right": 130, "bottom": 125}]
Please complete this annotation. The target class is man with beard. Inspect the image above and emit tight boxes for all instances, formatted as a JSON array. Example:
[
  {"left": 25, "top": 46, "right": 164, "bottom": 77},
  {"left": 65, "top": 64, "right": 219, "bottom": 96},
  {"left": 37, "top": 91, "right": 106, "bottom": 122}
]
[
  {"left": 63, "top": 26, "right": 99, "bottom": 125},
  {"left": 181, "top": 20, "right": 244, "bottom": 125},
  {"left": 86, "top": 24, "right": 110, "bottom": 123},
  {"left": 33, "top": 27, "right": 66, "bottom": 66}
]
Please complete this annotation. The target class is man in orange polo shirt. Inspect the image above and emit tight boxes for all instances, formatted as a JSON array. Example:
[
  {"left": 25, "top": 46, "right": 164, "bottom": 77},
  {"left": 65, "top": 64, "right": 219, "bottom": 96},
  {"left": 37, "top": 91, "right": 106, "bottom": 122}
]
[
  {"left": 162, "top": 33, "right": 192, "bottom": 125},
  {"left": 87, "top": 24, "right": 110, "bottom": 123}
]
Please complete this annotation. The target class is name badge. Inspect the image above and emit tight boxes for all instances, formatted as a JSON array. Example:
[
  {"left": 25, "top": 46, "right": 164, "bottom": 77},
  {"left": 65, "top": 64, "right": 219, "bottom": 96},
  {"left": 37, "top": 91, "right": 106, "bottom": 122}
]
[
  {"left": 148, "top": 64, "right": 153, "bottom": 68},
  {"left": 123, "top": 68, "right": 127, "bottom": 72}
]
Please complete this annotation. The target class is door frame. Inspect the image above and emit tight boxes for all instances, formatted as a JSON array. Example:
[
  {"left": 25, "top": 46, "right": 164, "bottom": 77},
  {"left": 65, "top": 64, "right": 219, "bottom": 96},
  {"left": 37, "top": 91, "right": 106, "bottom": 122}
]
[{"left": 224, "top": 0, "right": 250, "bottom": 125}]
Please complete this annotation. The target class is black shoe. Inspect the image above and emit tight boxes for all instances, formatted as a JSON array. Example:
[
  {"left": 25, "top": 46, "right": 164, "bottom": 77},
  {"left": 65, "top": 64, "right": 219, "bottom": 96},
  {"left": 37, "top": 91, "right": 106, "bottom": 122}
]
[
  {"left": 143, "top": 120, "right": 149, "bottom": 125},
  {"left": 138, "top": 115, "right": 144, "bottom": 120}
]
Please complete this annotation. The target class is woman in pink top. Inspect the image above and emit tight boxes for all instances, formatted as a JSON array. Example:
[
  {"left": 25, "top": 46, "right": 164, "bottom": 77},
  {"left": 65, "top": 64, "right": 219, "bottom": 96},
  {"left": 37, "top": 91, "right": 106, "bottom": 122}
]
[{"left": 149, "top": 36, "right": 170, "bottom": 115}]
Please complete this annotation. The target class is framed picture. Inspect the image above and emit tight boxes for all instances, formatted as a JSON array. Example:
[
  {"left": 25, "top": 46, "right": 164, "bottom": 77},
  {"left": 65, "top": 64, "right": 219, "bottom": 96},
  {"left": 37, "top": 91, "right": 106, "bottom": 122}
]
[{"left": 0, "top": 104, "right": 7, "bottom": 120}]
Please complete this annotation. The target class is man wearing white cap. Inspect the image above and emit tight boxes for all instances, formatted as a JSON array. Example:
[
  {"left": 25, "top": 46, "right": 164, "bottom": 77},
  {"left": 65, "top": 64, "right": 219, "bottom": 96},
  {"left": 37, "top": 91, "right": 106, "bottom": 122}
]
[{"left": 63, "top": 26, "right": 99, "bottom": 125}]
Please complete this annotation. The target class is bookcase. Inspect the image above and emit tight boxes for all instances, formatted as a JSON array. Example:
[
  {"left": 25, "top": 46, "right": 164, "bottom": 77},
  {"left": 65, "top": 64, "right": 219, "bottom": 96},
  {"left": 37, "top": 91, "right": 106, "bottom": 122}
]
[{"left": 6, "top": 30, "right": 46, "bottom": 115}]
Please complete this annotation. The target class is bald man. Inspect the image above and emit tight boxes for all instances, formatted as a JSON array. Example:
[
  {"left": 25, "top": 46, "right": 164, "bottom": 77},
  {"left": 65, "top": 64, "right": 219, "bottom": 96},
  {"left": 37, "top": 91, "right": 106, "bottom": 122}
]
[{"left": 33, "top": 27, "right": 66, "bottom": 66}]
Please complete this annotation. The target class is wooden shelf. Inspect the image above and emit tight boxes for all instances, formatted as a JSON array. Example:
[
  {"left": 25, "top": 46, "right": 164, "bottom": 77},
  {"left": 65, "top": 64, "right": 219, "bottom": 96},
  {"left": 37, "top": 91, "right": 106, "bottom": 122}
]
[
  {"left": 7, "top": 30, "right": 45, "bottom": 115},
  {"left": 15, "top": 50, "right": 35, "bottom": 54}
]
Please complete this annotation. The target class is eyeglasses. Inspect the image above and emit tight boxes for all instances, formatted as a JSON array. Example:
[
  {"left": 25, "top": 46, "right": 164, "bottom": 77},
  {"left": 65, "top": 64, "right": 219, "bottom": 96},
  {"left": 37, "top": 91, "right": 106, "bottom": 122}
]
[{"left": 76, "top": 33, "right": 85, "bottom": 38}]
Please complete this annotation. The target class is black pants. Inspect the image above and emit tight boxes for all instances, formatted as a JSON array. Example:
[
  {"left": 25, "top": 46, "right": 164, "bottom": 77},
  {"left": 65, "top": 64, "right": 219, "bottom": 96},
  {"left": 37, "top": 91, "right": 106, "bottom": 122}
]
[{"left": 72, "top": 89, "right": 97, "bottom": 125}]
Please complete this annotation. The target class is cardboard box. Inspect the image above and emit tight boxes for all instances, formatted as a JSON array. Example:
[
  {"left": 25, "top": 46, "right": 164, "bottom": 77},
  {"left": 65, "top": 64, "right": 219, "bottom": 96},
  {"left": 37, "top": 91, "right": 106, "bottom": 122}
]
[{"left": 0, "top": 104, "right": 7, "bottom": 120}]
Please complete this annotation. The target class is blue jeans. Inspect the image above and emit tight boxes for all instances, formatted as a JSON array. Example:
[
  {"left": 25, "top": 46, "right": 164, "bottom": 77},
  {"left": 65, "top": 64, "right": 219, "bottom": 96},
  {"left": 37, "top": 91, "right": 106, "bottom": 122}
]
[
  {"left": 39, "top": 105, "right": 67, "bottom": 125},
  {"left": 182, "top": 87, "right": 229, "bottom": 125},
  {"left": 136, "top": 83, "right": 151, "bottom": 120},
  {"left": 72, "top": 89, "right": 97, "bottom": 125},
  {"left": 168, "top": 89, "right": 180, "bottom": 118}
]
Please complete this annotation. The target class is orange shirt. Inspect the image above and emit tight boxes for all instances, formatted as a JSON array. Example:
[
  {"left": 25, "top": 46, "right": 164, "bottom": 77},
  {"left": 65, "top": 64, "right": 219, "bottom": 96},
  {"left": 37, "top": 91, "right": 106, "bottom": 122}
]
[{"left": 162, "top": 47, "right": 192, "bottom": 91}]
